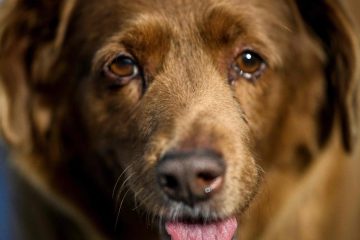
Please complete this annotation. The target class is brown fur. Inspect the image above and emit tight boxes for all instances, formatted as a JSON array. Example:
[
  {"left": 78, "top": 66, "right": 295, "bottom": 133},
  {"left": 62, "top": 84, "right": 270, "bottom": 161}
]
[{"left": 0, "top": 0, "right": 359, "bottom": 239}]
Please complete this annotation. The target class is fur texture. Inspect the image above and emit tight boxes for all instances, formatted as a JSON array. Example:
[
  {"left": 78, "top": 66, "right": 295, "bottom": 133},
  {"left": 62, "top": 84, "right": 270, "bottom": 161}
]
[{"left": 0, "top": 0, "right": 359, "bottom": 239}]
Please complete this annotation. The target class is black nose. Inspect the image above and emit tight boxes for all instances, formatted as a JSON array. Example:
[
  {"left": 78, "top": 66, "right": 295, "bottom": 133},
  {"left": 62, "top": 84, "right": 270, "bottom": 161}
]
[{"left": 156, "top": 149, "right": 225, "bottom": 206}]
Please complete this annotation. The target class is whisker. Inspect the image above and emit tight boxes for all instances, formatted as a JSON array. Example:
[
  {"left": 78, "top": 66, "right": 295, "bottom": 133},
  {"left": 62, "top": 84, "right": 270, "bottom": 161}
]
[
  {"left": 133, "top": 191, "right": 154, "bottom": 211},
  {"left": 116, "top": 171, "right": 136, "bottom": 205},
  {"left": 150, "top": 206, "right": 158, "bottom": 226},
  {"left": 132, "top": 189, "right": 144, "bottom": 211},
  {"left": 132, "top": 188, "right": 143, "bottom": 210},
  {"left": 158, "top": 207, "right": 165, "bottom": 234},
  {"left": 114, "top": 188, "right": 131, "bottom": 229},
  {"left": 112, "top": 163, "right": 134, "bottom": 199}
]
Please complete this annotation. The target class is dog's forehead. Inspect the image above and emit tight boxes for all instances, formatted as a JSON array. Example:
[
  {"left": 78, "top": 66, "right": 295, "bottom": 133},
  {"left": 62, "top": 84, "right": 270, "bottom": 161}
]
[
  {"left": 73, "top": 0, "right": 295, "bottom": 67},
  {"left": 118, "top": 0, "right": 290, "bottom": 24},
  {"left": 74, "top": 0, "right": 294, "bottom": 38}
]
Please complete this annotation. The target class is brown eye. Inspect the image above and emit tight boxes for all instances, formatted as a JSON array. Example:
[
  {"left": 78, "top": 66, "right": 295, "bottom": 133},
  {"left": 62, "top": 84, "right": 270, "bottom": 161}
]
[
  {"left": 234, "top": 50, "right": 266, "bottom": 80},
  {"left": 104, "top": 55, "right": 140, "bottom": 86},
  {"left": 109, "top": 55, "right": 138, "bottom": 78}
]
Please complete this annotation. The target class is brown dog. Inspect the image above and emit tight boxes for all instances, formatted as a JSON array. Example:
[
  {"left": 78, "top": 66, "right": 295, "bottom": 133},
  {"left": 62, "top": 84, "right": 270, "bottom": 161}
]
[{"left": 0, "top": 0, "right": 359, "bottom": 239}]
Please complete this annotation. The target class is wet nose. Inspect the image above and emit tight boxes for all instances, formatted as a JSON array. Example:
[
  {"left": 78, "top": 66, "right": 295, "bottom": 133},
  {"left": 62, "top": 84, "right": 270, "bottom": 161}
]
[{"left": 156, "top": 149, "right": 225, "bottom": 206}]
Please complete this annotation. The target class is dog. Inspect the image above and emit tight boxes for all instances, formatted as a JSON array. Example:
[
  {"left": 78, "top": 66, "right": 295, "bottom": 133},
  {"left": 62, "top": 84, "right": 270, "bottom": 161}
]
[{"left": 0, "top": 0, "right": 359, "bottom": 239}]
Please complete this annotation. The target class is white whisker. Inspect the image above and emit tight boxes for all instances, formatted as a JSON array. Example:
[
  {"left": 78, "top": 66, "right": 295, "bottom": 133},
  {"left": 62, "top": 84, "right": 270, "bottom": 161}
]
[
  {"left": 112, "top": 163, "right": 134, "bottom": 199},
  {"left": 114, "top": 188, "right": 131, "bottom": 229}
]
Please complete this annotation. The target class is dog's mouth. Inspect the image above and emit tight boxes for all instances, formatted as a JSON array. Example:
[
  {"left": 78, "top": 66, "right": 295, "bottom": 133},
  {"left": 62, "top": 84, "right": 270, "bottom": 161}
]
[{"left": 161, "top": 217, "right": 238, "bottom": 240}]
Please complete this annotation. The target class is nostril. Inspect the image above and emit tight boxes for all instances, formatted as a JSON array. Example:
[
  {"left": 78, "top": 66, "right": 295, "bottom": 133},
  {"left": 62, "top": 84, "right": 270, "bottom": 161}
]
[
  {"left": 195, "top": 171, "right": 224, "bottom": 195},
  {"left": 197, "top": 172, "right": 218, "bottom": 182},
  {"left": 160, "top": 174, "right": 179, "bottom": 190},
  {"left": 196, "top": 172, "right": 217, "bottom": 189}
]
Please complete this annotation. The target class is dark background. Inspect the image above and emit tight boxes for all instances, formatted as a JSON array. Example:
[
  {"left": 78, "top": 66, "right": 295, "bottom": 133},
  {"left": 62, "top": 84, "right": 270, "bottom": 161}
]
[{"left": 0, "top": 140, "right": 10, "bottom": 240}]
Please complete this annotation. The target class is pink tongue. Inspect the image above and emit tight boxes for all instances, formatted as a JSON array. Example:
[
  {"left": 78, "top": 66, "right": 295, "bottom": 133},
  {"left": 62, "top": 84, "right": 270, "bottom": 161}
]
[{"left": 165, "top": 217, "right": 237, "bottom": 240}]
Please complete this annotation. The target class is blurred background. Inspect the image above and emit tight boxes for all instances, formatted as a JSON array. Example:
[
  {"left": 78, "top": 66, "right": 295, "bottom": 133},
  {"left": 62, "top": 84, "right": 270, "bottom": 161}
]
[
  {"left": 0, "top": 139, "right": 10, "bottom": 240},
  {"left": 0, "top": 0, "right": 11, "bottom": 239}
]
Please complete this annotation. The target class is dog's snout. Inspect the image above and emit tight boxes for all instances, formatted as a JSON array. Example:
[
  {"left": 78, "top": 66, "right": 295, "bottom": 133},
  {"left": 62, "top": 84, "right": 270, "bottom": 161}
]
[{"left": 156, "top": 149, "right": 225, "bottom": 206}]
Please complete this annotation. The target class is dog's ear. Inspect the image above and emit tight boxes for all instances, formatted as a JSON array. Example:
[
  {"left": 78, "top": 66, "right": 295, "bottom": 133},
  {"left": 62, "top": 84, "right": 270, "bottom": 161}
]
[
  {"left": 295, "top": 0, "right": 360, "bottom": 152},
  {"left": 0, "top": 0, "right": 77, "bottom": 150}
]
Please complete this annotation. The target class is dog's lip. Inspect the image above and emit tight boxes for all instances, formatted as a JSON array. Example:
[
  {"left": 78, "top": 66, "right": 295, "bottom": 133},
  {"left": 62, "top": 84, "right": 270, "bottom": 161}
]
[{"left": 162, "top": 216, "right": 238, "bottom": 240}]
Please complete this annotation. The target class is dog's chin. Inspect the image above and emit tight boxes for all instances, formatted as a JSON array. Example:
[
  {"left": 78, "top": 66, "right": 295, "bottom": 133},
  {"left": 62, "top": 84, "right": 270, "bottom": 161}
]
[{"left": 158, "top": 214, "right": 238, "bottom": 240}]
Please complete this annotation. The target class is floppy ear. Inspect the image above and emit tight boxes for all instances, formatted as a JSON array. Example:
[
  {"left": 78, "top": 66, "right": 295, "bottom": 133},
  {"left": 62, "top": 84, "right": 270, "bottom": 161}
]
[
  {"left": 0, "top": 0, "right": 77, "bottom": 150},
  {"left": 295, "top": 0, "right": 360, "bottom": 152}
]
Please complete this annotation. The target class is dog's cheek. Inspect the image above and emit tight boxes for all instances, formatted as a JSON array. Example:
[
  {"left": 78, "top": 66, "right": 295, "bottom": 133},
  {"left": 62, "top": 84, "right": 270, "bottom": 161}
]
[
  {"left": 71, "top": 78, "right": 146, "bottom": 184},
  {"left": 215, "top": 134, "right": 260, "bottom": 216},
  {"left": 233, "top": 72, "right": 285, "bottom": 139},
  {"left": 82, "top": 78, "right": 142, "bottom": 132}
]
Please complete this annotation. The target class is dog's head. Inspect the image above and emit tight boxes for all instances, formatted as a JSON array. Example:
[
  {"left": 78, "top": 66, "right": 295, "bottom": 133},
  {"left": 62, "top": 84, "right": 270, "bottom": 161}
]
[{"left": 0, "top": 0, "right": 358, "bottom": 239}]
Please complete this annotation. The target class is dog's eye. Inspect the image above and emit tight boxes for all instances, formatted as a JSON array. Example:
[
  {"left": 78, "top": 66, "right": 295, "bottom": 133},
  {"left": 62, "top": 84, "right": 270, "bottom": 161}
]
[
  {"left": 109, "top": 55, "right": 139, "bottom": 78},
  {"left": 233, "top": 50, "right": 266, "bottom": 80},
  {"left": 104, "top": 55, "right": 140, "bottom": 86}
]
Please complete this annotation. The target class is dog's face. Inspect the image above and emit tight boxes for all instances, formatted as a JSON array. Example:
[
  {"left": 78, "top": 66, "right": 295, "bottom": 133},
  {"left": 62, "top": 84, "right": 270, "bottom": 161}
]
[
  {"left": 0, "top": 0, "right": 358, "bottom": 239},
  {"left": 77, "top": 0, "right": 318, "bottom": 232}
]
